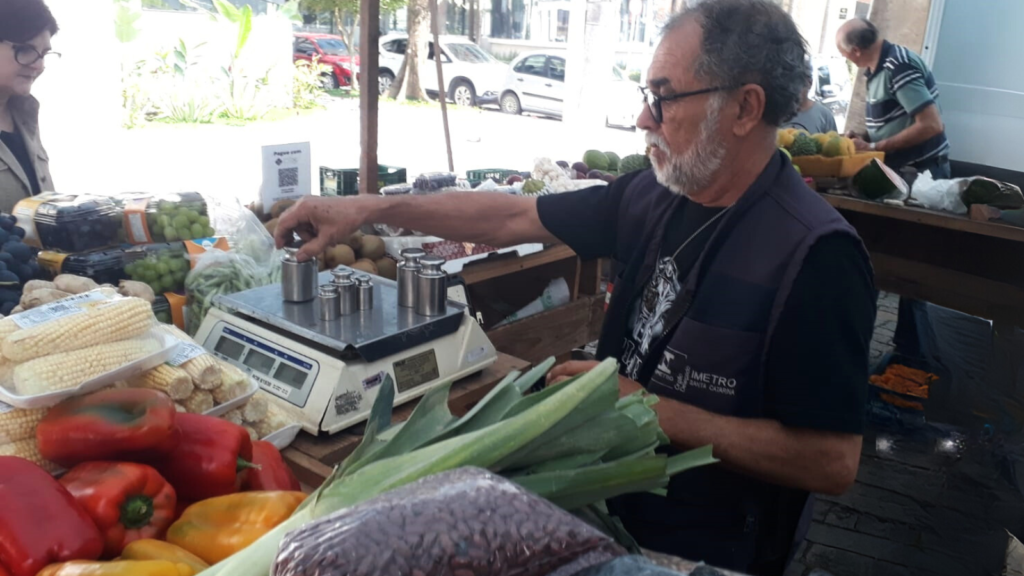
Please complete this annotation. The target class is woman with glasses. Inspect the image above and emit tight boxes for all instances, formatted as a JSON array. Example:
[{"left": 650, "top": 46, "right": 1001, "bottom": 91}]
[{"left": 0, "top": 0, "right": 59, "bottom": 213}]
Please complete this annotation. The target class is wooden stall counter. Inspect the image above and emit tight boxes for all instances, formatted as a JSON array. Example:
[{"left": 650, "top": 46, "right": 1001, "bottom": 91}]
[{"left": 283, "top": 353, "right": 531, "bottom": 487}]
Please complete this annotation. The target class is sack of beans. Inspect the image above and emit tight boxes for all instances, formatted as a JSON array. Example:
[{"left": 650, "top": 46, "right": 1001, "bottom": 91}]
[{"left": 272, "top": 467, "right": 626, "bottom": 576}]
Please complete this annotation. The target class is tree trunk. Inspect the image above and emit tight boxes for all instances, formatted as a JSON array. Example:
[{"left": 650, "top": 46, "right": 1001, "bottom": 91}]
[{"left": 392, "top": 0, "right": 428, "bottom": 101}]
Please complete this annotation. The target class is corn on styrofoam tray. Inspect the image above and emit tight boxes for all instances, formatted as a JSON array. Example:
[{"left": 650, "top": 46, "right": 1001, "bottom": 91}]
[
  {"left": 204, "top": 376, "right": 259, "bottom": 417},
  {"left": 0, "top": 328, "right": 180, "bottom": 409},
  {"left": 262, "top": 423, "right": 302, "bottom": 450}
]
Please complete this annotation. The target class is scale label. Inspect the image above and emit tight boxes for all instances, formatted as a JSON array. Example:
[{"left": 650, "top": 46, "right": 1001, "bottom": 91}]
[
  {"left": 252, "top": 372, "right": 292, "bottom": 399},
  {"left": 393, "top": 350, "right": 440, "bottom": 394}
]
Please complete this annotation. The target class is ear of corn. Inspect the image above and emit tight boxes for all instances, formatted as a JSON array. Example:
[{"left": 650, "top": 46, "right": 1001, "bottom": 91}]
[
  {"left": 182, "top": 390, "right": 214, "bottom": 414},
  {"left": 222, "top": 409, "right": 244, "bottom": 426},
  {"left": 212, "top": 375, "right": 249, "bottom": 405},
  {"left": 0, "top": 406, "right": 48, "bottom": 443},
  {"left": 130, "top": 364, "right": 194, "bottom": 400},
  {"left": 13, "top": 338, "right": 162, "bottom": 396},
  {"left": 2, "top": 298, "right": 155, "bottom": 363},
  {"left": 0, "top": 438, "right": 61, "bottom": 473},
  {"left": 241, "top": 394, "right": 267, "bottom": 423},
  {"left": 158, "top": 325, "right": 222, "bottom": 389}
]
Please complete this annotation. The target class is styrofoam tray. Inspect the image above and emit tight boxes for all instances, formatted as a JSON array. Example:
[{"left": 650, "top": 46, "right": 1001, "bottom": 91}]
[
  {"left": 263, "top": 423, "right": 302, "bottom": 450},
  {"left": 0, "top": 329, "right": 180, "bottom": 409},
  {"left": 204, "top": 376, "right": 259, "bottom": 417}
]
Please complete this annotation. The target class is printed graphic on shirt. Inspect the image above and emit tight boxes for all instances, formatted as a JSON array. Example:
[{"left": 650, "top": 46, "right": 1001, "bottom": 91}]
[
  {"left": 623, "top": 255, "right": 680, "bottom": 380},
  {"left": 650, "top": 345, "right": 739, "bottom": 399}
]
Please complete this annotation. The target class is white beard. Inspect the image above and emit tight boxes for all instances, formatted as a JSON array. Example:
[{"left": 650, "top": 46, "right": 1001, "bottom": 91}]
[{"left": 646, "top": 97, "right": 727, "bottom": 198}]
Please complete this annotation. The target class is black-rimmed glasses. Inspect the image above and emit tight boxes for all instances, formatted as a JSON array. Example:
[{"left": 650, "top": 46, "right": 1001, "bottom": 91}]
[
  {"left": 639, "top": 85, "right": 733, "bottom": 124},
  {"left": 3, "top": 41, "right": 61, "bottom": 66}
]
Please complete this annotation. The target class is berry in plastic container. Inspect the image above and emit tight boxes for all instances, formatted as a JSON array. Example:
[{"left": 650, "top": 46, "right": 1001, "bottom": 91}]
[
  {"left": 30, "top": 194, "right": 122, "bottom": 253},
  {"left": 412, "top": 172, "right": 458, "bottom": 193},
  {"left": 37, "top": 249, "right": 127, "bottom": 286}
]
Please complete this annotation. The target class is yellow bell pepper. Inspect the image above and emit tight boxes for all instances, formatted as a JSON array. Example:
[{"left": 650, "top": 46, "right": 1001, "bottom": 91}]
[
  {"left": 119, "top": 540, "right": 209, "bottom": 573},
  {"left": 166, "top": 491, "right": 306, "bottom": 564},
  {"left": 35, "top": 560, "right": 196, "bottom": 576}
]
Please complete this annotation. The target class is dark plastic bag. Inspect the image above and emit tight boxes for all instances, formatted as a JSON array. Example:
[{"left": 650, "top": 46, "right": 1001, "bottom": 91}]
[
  {"left": 574, "top": 555, "right": 731, "bottom": 576},
  {"left": 272, "top": 467, "right": 625, "bottom": 576}
]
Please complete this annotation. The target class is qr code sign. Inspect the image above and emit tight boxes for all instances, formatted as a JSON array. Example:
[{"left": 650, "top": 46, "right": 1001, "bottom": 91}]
[{"left": 278, "top": 167, "right": 299, "bottom": 188}]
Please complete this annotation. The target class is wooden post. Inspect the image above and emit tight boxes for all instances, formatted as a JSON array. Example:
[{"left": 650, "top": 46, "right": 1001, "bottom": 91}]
[
  {"left": 430, "top": 0, "right": 456, "bottom": 172},
  {"left": 358, "top": 0, "right": 381, "bottom": 194}
]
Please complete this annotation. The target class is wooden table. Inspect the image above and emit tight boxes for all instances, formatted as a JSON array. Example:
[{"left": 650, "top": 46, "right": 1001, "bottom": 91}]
[
  {"left": 822, "top": 194, "right": 1024, "bottom": 325},
  {"left": 283, "top": 352, "right": 530, "bottom": 487},
  {"left": 822, "top": 193, "right": 1024, "bottom": 404},
  {"left": 462, "top": 244, "right": 606, "bottom": 364}
]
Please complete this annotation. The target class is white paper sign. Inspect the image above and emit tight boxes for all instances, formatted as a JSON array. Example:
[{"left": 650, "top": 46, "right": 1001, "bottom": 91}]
[
  {"left": 261, "top": 142, "right": 312, "bottom": 214},
  {"left": 11, "top": 291, "right": 113, "bottom": 329},
  {"left": 167, "top": 341, "right": 207, "bottom": 367}
]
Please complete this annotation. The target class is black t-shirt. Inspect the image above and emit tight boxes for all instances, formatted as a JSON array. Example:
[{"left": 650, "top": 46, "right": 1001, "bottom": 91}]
[
  {"left": 0, "top": 130, "right": 40, "bottom": 196},
  {"left": 537, "top": 170, "right": 874, "bottom": 435}
]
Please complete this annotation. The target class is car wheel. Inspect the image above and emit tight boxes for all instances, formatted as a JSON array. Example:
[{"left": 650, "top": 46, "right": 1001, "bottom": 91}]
[
  {"left": 378, "top": 71, "right": 395, "bottom": 96},
  {"left": 501, "top": 92, "right": 521, "bottom": 115},
  {"left": 450, "top": 80, "right": 475, "bottom": 107},
  {"left": 321, "top": 73, "right": 340, "bottom": 90}
]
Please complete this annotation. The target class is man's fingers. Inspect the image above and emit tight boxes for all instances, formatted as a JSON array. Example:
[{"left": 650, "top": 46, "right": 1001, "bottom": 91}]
[
  {"left": 545, "top": 360, "right": 599, "bottom": 384},
  {"left": 274, "top": 204, "right": 305, "bottom": 249},
  {"left": 297, "top": 235, "right": 330, "bottom": 262}
]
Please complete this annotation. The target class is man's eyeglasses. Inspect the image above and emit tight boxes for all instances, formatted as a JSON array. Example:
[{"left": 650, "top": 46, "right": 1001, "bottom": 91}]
[
  {"left": 639, "top": 85, "right": 733, "bottom": 124},
  {"left": 2, "top": 41, "right": 61, "bottom": 66}
]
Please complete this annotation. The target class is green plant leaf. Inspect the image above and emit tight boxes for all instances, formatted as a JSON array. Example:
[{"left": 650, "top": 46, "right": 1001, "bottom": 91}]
[
  {"left": 114, "top": 5, "right": 140, "bottom": 44},
  {"left": 213, "top": 0, "right": 242, "bottom": 23},
  {"left": 234, "top": 5, "right": 253, "bottom": 58},
  {"left": 666, "top": 445, "right": 718, "bottom": 476}
]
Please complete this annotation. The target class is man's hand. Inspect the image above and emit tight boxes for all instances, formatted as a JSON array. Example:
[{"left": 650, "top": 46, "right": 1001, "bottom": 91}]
[
  {"left": 844, "top": 129, "right": 862, "bottom": 139},
  {"left": 851, "top": 136, "right": 872, "bottom": 152},
  {"left": 274, "top": 196, "right": 369, "bottom": 261},
  {"left": 546, "top": 361, "right": 644, "bottom": 397}
]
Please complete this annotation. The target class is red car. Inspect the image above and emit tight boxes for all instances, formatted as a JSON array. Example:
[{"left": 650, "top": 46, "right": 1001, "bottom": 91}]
[{"left": 293, "top": 33, "right": 360, "bottom": 89}]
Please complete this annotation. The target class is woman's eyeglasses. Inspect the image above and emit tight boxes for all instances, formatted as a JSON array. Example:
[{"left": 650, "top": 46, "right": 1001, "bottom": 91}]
[{"left": 3, "top": 41, "right": 61, "bottom": 66}]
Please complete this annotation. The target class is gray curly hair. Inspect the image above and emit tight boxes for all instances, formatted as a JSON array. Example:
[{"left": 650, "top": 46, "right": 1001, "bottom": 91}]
[{"left": 665, "top": 0, "right": 809, "bottom": 126}]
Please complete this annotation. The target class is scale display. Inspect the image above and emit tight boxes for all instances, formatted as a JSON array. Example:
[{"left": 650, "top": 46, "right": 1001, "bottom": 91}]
[{"left": 208, "top": 323, "right": 319, "bottom": 408}]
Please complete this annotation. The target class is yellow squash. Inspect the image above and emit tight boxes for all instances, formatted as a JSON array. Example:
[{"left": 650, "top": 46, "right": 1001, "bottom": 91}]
[
  {"left": 35, "top": 560, "right": 196, "bottom": 576},
  {"left": 166, "top": 491, "right": 306, "bottom": 564},
  {"left": 120, "top": 540, "right": 209, "bottom": 573}
]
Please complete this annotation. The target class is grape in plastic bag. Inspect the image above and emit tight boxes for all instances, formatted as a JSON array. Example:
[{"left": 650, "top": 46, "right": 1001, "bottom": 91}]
[{"left": 272, "top": 467, "right": 625, "bottom": 576}]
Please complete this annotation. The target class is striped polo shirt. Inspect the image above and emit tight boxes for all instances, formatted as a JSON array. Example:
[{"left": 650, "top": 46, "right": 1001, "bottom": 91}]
[{"left": 865, "top": 41, "right": 950, "bottom": 170}]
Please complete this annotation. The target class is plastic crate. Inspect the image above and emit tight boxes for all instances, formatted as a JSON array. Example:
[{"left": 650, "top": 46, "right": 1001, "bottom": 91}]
[
  {"left": 466, "top": 169, "right": 519, "bottom": 187},
  {"left": 321, "top": 165, "right": 407, "bottom": 196}
]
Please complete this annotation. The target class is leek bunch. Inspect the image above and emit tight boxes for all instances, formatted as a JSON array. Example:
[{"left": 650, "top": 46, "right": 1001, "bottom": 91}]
[{"left": 200, "top": 357, "right": 717, "bottom": 575}]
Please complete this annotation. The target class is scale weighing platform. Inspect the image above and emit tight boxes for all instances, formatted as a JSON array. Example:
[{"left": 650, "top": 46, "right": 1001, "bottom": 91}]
[{"left": 194, "top": 269, "right": 497, "bottom": 435}]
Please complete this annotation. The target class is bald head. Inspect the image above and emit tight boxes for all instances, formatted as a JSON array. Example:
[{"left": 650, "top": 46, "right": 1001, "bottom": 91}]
[{"left": 837, "top": 17, "right": 879, "bottom": 51}]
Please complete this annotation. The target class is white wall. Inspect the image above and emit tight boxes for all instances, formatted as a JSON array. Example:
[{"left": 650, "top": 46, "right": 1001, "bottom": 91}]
[{"left": 931, "top": 0, "right": 1024, "bottom": 172}]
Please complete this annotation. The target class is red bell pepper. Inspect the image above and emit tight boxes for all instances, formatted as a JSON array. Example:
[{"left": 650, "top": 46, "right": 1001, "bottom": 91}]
[
  {"left": 244, "top": 441, "right": 301, "bottom": 491},
  {"left": 152, "top": 413, "right": 256, "bottom": 502},
  {"left": 0, "top": 457, "right": 103, "bottom": 576},
  {"left": 36, "top": 388, "right": 178, "bottom": 468},
  {"left": 59, "top": 462, "right": 177, "bottom": 558}
]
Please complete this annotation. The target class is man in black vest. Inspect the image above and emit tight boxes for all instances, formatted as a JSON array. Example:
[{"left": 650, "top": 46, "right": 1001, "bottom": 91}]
[{"left": 275, "top": 1, "right": 875, "bottom": 574}]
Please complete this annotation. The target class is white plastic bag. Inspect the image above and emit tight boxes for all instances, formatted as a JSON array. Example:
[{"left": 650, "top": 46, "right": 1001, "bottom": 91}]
[{"left": 908, "top": 171, "right": 968, "bottom": 215}]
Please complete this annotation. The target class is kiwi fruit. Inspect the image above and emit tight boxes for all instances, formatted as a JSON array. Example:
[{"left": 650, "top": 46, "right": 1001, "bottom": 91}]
[
  {"left": 264, "top": 218, "right": 279, "bottom": 236},
  {"left": 270, "top": 199, "right": 296, "bottom": 219},
  {"left": 360, "top": 235, "right": 385, "bottom": 260},
  {"left": 325, "top": 244, "right": 356, "bottom": 268},
  {"left": 351, "top": 259, "right": 378, "bottom": 275},
  {"left": 375, "top": 257, "right": 397, "bottom": 280},
  {"left": 346, "top": 233, "right": 364, "bottom": 254}
]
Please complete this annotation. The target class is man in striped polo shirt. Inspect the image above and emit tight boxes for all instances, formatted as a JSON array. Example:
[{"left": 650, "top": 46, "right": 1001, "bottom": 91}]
[{"left": 837, "top": 18, "right": 951, "bottom": 178}]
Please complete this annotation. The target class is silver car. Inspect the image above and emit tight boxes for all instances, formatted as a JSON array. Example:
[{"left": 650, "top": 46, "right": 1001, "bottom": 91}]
[
  {"left": 378, "top": 34, "right": 504, "bottom": 107},
  {"left": 499, "top": 52, "right": 639, "bottom": 129}
]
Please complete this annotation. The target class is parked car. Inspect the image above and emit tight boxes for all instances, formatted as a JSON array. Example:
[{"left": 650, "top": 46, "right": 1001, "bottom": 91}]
[
  {"left": 293, "top": 33, "right": 360, "bottom": 90},
  {"left": 378, "top": 34, "right": 504, "bottom": 107},
  {"left": 499, "top": 52, "right": 639, "bottom": 129}
]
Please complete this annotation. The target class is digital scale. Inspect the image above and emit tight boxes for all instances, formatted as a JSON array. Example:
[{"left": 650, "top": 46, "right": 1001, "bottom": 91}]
[{"left": 194, "top": 271, "right": 497, "bottom": 435}]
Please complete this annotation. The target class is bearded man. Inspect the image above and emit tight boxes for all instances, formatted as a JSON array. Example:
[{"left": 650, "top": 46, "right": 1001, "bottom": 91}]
[{"left": 275, "top": 1, "right": 875, "bottom": 573}]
